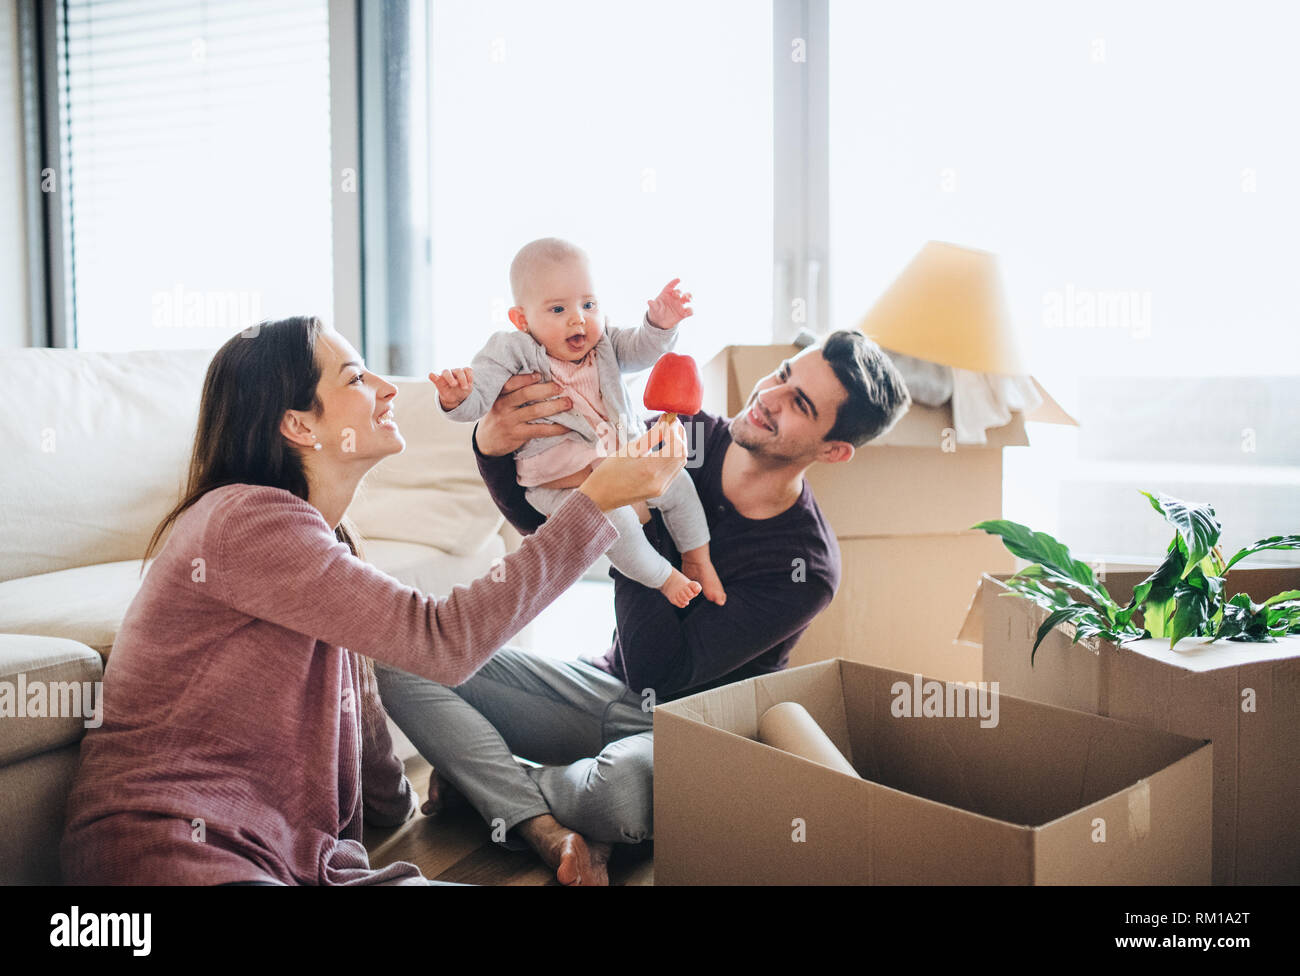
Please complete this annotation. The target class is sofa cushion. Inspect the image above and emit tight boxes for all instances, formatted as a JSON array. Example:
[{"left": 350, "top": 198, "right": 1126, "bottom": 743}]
[
  {"left": 0, "top": 561, "right": 148, "bottom": 657},
  {"left": 364, "top": 534, "right": 505, "bottom": 601},
  {"left": 0, "top": 635, "right": 104, "bottom": 764},
  {"left": 350, "top": 379, "right": 505, "bottom": 556},
  {"left": 0, "top": 534, "right": 507, "bottom": 662},
  {"left": 0, "top": 348, "right": 213, "bottom": 583}
]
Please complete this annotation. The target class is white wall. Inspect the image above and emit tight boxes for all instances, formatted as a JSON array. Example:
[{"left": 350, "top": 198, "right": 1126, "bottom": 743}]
[{"left": 0, "top": 0, "right": 30, "bottom": 348}]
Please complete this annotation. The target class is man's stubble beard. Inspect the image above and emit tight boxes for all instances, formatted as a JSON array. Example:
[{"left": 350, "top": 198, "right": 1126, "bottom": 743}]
[{"left": 727, "top": 415, "right": 813, "bottom": 466}]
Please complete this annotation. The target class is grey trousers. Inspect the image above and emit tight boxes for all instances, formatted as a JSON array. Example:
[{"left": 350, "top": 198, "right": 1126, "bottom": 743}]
[{"left": 374, "top": 647, "right": 654, "bottom": 849}]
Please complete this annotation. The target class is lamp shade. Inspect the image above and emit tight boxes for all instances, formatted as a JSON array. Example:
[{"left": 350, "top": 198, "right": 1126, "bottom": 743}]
[{"left": 857, "top": 241, "right": 1028, "bottom": 377}]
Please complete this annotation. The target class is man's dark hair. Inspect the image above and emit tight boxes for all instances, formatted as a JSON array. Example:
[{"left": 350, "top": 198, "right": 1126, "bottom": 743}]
[{"left": 820, "top": 330, "right": 912, "bottom": 447}]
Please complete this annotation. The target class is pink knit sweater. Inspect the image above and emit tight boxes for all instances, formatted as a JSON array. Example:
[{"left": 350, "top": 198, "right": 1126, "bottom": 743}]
[{"left": 60, "top": 483, "right": 616, "bottom": 885}]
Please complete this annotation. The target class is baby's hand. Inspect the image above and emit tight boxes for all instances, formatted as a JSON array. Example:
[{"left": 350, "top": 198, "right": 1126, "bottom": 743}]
[
  {"left": 430, "top": 367, "right": 474, "bottom": 411},
  {"left": 646, "top": 278, "right": 693, "bottom": 330}
]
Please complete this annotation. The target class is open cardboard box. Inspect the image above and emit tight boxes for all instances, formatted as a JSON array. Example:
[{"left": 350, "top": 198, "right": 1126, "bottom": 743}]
[
  {"left": 959, "top": 566, "right": 1300, "bottom": 884},
  {"left": 654, "top": 658, "right": 1211, "bottom": 885},
  {"left": 702, "top": 344, "right": 1074, "bottom": 683}
]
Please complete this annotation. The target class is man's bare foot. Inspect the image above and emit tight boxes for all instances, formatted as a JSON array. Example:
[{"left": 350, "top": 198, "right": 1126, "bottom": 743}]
[
  {"left": 516, "top": 814, "right": 609, "bottom": 886},
  {"left": 659, "top": 567, "right": 702, "bottom": 608},
  {"left": 681, "top": 546, "right": 727, "bottom": 605},
  {"left": 421, "top": 769, "right": 468, "bottom": 817}
]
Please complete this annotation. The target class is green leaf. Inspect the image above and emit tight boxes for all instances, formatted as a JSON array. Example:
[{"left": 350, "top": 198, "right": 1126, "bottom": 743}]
[
  {"left": 1144, "top": 595, "right": 1175, "bottom": 639},
  {"left": 1003, "top": 576, "right": 1065, "bottom": 615},
  {"left": 1224, "top": 536, "right": 1300, "bottom": 572},
  {"left": 1265, "top": 603, "right": 1300, "bottom": 627},
  {"left": 1140, "top": 491, "right": 1221, "bottom": 579},
  {"left": 973, "top": 519, "right": 1115, "bottom": 609},
  {"left": 1168, "top": 580, "right": 1212, "bottom": 647},
  {"left": 1125, "top": 541, "right": 1185, "bottom": 635},
  {"left": 1031, "top": 604, "right": 1109, "bottom": 665},
  {"left": 1212, "top": 594, "right": 1253, "bottom": 641},
  {"left": 1261, "top": 590, "right": 1300, "bottom": 609},
  {"left": 1129, "top": 538, "right": 1185, "bottom": 604}
]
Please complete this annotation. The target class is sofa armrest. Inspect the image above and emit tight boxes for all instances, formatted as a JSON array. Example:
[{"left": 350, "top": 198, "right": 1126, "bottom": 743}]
[
  {"left": 0, "top": 634, "right": 104, "bottom": 885},
  {"left": 0, "top": 634, "right": 104, "bottom": 767}
]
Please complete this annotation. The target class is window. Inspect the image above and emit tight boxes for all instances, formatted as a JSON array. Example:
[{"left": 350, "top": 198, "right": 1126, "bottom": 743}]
[
  {"left": 365, "top": 0, "right": 774, "bottom": 376},
  {"left": 56, "top": 0, "right": 334, "bottom": 351},
  {"left": 830, "top": 0, "right": 1300, "bottom": 561}
]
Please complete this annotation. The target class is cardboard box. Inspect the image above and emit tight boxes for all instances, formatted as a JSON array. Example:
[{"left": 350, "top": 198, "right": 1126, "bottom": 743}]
[
  {"left": 655, "top": 658, "right": 1212, "bottom": 885},
  {"left": 960, "top": 567, "right": 1300, "bottom": 884},
  {"left": 792, "top": 533, "right": 1012, "bottom": 683},
  {"left": 704, "top": 344, "right": 1067, "bottom": 680}
]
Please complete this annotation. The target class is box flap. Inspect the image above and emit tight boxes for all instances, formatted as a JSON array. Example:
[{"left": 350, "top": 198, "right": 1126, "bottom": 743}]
[
  {"left": 955, "top": 574, "right": 997, "bottom": 647},
  {"left": 1025, "top": 375, "right": 1078, "bottom": 427},
  {"left": 874, "top": 401, "right": 1030, "bottom": 449},
  {"left": 1033, "top": 744, "right": 1213, "bottom": 884},
  {"left": 653, "top": 695, "right": 877, "bottom": 885},
  {"left": 656, "top": 658, "right": 844, "bottom": 741},
  {"left": 837, "top": 659, "right": 1205, "bottom": 827}
]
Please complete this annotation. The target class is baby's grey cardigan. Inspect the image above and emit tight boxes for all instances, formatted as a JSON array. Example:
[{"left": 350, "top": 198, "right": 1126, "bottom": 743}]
[{"left": 443, "top": 314, "right": 678, "bottom": 462}]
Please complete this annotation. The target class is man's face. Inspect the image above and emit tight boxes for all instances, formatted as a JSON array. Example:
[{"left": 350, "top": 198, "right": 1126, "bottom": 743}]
[{"left": 728, "top": 346, "right": 852, "bottom": 465}]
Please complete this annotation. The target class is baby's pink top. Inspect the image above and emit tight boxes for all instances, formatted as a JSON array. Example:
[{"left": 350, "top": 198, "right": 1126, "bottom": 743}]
[
  {"left": 516, "top": 352, "right": 621, "bottom": 487},
  {"left": 60, "top": 483, "right": 616, "bottom": 885}
]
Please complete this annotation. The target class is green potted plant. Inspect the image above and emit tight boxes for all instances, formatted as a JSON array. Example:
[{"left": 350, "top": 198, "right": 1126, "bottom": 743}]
[{"left": 973, "top": 492, "right": 1300, "bottom": 662}]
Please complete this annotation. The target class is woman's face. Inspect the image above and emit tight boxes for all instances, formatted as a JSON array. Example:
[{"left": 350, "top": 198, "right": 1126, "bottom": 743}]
[{"left": 305, "top": 330, "right": 404, "bottom": 461}]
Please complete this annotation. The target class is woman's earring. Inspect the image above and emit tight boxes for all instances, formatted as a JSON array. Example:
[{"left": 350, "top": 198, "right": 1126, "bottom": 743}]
[{"left": 312, "top": 435, "right": 323, "bottom": 452}]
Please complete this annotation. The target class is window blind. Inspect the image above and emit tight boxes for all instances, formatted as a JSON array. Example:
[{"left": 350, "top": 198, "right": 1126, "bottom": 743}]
[{"left": 56, "top": 0, "right": 333, "bottom": 350}]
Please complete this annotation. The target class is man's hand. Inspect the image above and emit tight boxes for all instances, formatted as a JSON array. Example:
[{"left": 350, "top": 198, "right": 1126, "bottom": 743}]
[
  {"left": 472, "top": 372, "right": 573, "bottom": 457},
  {"left": 430, "top": 367, "right": 474, "bottom": 411},
  {"left": 646, "top": 278, "right": 694, "bottom": 330}
]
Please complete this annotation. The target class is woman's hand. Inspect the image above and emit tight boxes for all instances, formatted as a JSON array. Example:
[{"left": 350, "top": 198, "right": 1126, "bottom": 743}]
[
  {"left": 577, "top": 418, "right": 688, "bottom": 513},
  {"left": 473, "top": 373, "right": 573, "bottom": 457}
]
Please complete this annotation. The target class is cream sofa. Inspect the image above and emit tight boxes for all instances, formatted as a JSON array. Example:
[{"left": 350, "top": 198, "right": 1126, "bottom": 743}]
[{"left": 0, "top": 347, "right": 516, "bottom": 883}]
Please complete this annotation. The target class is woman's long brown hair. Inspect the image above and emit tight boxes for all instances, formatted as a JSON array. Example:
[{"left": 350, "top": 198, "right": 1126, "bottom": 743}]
[
  {"left": 144, "top": 315, "right": 359, "bottom": 561},
  {"left": 145, "top": 316, "right": 384, "bottom": 735}
]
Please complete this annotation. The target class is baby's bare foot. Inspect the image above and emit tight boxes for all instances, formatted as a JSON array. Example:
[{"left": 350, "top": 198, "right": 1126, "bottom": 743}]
[
  {"left": 681, "top": 543, "right": 727, "bottom": 605},
  {"left": 681, "top": 554, "right": 727, "bottom": 605},
  {"left": 659, "top": 568, "right": 702, "bottom": 607}
]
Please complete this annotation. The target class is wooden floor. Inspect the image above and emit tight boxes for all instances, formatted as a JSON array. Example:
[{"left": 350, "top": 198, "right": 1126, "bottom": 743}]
[{"left": 363, "top": 755, "right": 654, "bottom": 885}]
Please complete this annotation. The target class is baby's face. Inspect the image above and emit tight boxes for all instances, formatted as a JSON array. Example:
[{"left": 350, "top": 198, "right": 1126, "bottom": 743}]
[{"left": 513, "top": 258, "right": 604, "bottom": 362}]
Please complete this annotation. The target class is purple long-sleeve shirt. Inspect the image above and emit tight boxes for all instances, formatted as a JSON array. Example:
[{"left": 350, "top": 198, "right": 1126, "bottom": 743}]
[
  {"left": 60, "top": 483, "right": 617, "bottom": 885},
  {"left": 474, "top": 411, "right": 840, "bottom": 702}
]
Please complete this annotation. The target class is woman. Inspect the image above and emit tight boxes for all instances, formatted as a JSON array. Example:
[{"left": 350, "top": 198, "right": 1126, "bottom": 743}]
[{"left": 59, "top": 316, "right": 685, "bottom": 885}]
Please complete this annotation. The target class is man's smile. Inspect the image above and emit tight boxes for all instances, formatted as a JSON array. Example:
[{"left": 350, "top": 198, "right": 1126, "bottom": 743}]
[{"left": 746, "top": 399, "right": 774, "bottom": 432}]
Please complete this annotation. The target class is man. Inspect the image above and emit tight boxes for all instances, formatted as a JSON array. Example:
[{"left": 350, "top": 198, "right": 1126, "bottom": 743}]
[{"left": 375, "top": 330, "right": 910, "bottom": 884}]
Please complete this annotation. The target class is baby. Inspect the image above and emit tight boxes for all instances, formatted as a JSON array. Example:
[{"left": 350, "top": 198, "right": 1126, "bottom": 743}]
[{"left": 432, "top": 237, "right": 725, "bottom": 608}]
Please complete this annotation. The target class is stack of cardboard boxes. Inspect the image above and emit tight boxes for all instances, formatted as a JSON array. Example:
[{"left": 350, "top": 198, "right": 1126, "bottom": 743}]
[
  {"left": 703, "top": 343, "right": 1068, "bottom": 683},
  {"left": 961, "top": 566, "right": 1300, "bottom": 885}
]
